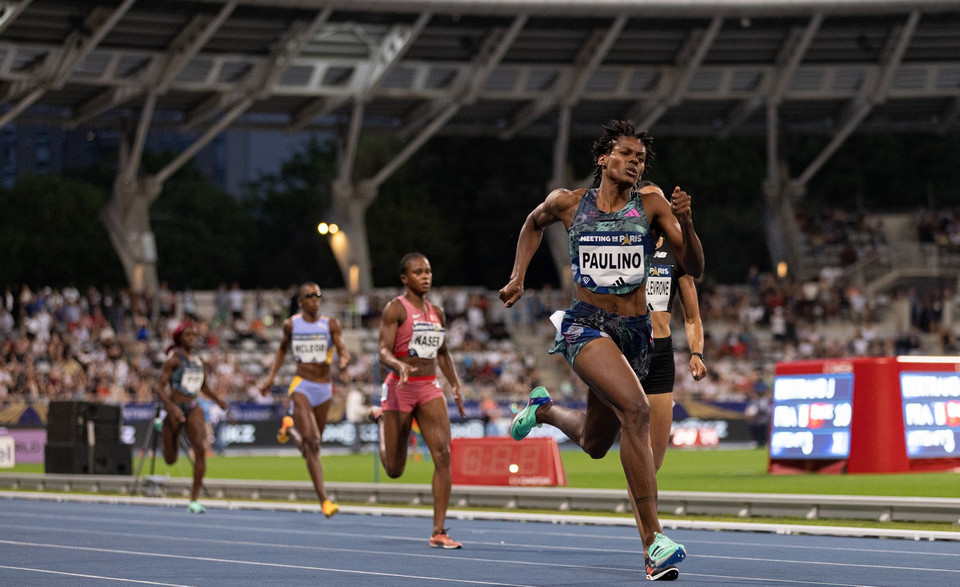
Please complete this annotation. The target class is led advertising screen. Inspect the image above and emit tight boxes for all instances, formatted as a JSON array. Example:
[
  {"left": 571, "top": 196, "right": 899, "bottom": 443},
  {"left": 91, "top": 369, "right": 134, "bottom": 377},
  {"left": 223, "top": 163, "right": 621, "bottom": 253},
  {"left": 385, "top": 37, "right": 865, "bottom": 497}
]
[
  {"left": 899, "top": 372, "right": 960, "bottom": 458},
  {"left": 769, "top": 373, "right": 854, "bottom": 459}
]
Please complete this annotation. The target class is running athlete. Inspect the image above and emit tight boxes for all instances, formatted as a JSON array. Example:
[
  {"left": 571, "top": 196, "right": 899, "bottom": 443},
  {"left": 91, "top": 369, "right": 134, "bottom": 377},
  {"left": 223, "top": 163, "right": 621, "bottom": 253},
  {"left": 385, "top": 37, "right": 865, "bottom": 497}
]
[
  {"left": 499, "top": 120, "right": 703, "bottom": 580},
  {"left": 370, "top": 253, "right": 467, "bottom": 549},
  {"left": 644, "top": 235, "right": 707, "bottom": 472},
  {"left": 157, "top": 320, "right": 229, "bottom": 514},
  {"left": 259, "top": 282, "right": 350, "bottom": 518}
]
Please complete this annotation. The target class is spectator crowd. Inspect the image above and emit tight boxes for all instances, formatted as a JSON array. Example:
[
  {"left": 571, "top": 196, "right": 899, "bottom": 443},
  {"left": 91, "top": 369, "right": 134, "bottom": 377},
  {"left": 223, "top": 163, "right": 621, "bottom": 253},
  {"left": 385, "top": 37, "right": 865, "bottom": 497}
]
[{"left": 4, "top": 209, "right": 960, "bottom": 417}]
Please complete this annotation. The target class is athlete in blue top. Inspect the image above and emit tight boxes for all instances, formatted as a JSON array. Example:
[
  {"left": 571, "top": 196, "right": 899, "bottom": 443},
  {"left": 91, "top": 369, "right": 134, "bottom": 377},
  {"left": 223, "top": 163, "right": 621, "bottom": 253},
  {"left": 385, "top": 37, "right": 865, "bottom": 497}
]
[
  {"left": 260, "top": 282, "right": 350, "bottom": 517},
  {"left": 500, "top": 120, "right": 703, "bottom": 581},
  {"left": 157, "top": 320, "right": 229, "bottom": 514}
]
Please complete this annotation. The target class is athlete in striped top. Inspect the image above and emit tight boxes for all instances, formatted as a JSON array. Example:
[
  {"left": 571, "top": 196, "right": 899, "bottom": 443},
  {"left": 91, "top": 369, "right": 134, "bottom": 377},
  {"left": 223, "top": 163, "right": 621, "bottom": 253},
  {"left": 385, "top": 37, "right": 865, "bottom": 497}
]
[{"left": 500, "top": 120, "right": 703, "bottom": 580}]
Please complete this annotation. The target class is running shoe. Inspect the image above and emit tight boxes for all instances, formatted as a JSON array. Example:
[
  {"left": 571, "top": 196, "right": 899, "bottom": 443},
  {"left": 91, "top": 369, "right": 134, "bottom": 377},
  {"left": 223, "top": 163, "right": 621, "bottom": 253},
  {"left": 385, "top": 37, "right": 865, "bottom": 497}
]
[
  {"left": 187, "top": 501, "right": 206, "bottom": 514},
  {"left": 277, "top": 415, "right": 294, "bottom": 443},
  {"left": 510, "top": 386, "right": 551, "bottom": 441},
  {"left": 321, "top": 499, "right": 340, "bottom": 518},
  {"left": 647, "top": 532, "right": 686, "bottom": 568},
  {"left": 429, "top": 529, "right": 462, "bottom": 549},
  {"left": 645, "top": 557, "right": 679, "bottom": 581}
]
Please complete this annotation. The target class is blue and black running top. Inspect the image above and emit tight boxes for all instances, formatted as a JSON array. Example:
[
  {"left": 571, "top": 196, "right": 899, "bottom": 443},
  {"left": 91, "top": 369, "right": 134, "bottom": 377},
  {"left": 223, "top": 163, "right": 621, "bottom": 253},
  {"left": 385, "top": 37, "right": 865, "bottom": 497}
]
[
  {"left": 171, "top": 350, "right": 204, "bottom": 397},
  {"left": 569, "top": 184, "right": 656, "bottom": 295}
]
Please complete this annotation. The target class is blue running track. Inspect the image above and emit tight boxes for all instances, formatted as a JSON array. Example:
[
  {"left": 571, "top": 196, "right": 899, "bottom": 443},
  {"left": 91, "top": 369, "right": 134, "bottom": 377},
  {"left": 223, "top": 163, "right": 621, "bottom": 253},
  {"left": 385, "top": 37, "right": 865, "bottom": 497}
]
[{"left": 1, "top": 497, "right": 958, "bottom": 586}]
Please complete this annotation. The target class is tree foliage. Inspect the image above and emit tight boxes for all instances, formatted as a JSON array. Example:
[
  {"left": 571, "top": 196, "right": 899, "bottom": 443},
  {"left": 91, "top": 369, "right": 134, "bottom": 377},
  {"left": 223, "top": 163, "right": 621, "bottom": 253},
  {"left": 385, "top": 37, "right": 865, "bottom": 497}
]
[
  {"left": 240, "top": 137, "right": 341, "bottom": 288},
  {"left": 145, "top": 153, "right": 254, "bottom": 289},
  {"left": 7, "top": 130, "right": 960, "bottom": 292},
  {"left": 0, "top": 175, "right": 125, "bottom": 287}
]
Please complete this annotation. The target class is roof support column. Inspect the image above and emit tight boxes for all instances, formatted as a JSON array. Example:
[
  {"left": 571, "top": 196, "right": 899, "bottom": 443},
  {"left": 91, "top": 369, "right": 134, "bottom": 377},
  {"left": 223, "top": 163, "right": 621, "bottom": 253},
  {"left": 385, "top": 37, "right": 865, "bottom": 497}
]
[
  {"left": 101, "top": 92, "right": 162, "bottom": 294},
  {"left": 330, "top": 179, "right": 375, "bottom": 295},
  {"left": 761, "top": 102, "right": 805, "bottom": 280},
  {"left": 101, "top": 91, "right": 253, "bottom": 293}
]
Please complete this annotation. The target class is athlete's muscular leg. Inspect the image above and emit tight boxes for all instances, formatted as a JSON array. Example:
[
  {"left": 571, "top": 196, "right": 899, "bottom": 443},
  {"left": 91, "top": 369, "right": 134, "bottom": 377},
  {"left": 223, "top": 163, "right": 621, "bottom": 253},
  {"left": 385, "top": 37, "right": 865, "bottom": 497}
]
[
  {"left": 630, "top": 392, "right": 675, "bottom": 553},
  {"left": 536, "top": 389, "right": 620, "bottom": 459},
  {"left": 414, "top": 397, "right": 454, "bottom": 535},
  {"left": 572, "top": 337, "right": 660, "bottom": 548},
  {"left": 291, "top": 391, "right": 329, "bottom": 503},
  {"left": 647, "top": 392, "right": 674, "bottom": 471},
  {"left": 184, "top": 407, "right": 208, "bottom": 502},
  {"left": 378, "top": 409, "right": 414, "bottom": 478},
  {"left": 162, "top": 415, "right": 181, "bottom": 465}
]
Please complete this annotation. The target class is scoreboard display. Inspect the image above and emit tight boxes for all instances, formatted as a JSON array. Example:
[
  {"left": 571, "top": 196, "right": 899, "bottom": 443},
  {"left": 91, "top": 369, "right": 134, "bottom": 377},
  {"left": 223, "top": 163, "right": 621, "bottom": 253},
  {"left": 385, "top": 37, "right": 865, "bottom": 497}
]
[
  {"left": 899, "top": 371, "right": 960, "bottom": 458},
  {"left": 769, "top": 373, "right": 854, "bottom": 459},
  {"left": 771, "top": 357, "right": 960, "bottom": 473}
]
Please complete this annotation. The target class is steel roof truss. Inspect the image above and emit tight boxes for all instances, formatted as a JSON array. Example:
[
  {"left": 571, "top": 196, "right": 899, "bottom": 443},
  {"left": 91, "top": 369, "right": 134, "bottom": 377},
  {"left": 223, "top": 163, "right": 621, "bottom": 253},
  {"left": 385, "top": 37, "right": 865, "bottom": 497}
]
[
  {"left": 156, "top": 4, "right": 237, "bottom": 95},
  {"left": 361, "top": 13, "right": 430, "bottom": 98},
  {"left": 501, "top": 15, "right": 627, "bottom": 139}
]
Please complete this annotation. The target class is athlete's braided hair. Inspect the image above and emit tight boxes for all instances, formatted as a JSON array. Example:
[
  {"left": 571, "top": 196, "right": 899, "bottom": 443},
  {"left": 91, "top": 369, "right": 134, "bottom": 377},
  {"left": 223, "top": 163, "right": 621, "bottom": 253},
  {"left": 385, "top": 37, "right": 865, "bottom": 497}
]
[{"left": 591, "top": 120, "right": 654, "bottom": 187}]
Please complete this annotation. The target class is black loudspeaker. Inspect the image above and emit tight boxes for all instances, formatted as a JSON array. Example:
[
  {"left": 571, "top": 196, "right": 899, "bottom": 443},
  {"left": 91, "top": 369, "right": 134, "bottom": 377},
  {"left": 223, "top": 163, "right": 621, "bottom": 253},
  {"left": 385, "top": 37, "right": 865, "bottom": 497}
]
[
  {"left": 47, "top": 401, "right": 122, "bottom": 444},
  {"left": 44, "top": 443, "right": 132, "bottom": 475}
]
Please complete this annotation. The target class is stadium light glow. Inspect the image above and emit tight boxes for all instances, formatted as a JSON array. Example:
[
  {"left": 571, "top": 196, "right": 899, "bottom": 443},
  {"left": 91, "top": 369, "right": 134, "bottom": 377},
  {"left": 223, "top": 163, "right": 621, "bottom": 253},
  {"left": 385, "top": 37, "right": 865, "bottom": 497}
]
[{"left": 317, "top": 222, "right": 340, "bottom": 235}]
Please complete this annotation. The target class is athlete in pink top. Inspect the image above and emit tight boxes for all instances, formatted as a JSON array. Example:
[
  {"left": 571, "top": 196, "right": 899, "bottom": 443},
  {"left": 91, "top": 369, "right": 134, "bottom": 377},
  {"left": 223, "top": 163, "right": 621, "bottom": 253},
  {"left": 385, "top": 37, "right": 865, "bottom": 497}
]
[{"left": 371, "top": 252, "right": 466, "bottom": 549}]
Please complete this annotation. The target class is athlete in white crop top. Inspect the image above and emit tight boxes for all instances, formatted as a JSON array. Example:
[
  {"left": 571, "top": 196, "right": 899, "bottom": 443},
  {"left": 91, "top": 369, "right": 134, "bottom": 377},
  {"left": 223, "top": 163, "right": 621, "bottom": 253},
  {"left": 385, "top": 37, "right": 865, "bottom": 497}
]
[{"left": 260, "top": 282, "right": 350, "bottom": 518}]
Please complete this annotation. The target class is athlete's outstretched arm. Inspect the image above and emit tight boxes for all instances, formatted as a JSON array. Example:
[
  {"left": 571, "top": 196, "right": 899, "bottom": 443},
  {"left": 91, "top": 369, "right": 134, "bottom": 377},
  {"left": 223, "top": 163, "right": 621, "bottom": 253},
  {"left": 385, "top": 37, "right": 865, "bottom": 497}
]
[
  {"left": 258, "top": 319, "right": 292, "bottom": 395},
  {"left": 500, "top": 188, "right": 580, "bottom": 307}
]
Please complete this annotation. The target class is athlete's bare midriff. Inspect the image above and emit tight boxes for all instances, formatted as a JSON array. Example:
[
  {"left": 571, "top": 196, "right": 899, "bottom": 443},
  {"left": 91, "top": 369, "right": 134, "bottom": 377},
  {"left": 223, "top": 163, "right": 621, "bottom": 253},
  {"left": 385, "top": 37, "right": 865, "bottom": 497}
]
[
  {"left": 295, "top": 362, "right": 332, "bottom": 383},
  {"left": 393, "top": 355, "right": 438, "bottom": 378},
  {"left": 575, "top": 284, "right": 648, "bottom": 317}
]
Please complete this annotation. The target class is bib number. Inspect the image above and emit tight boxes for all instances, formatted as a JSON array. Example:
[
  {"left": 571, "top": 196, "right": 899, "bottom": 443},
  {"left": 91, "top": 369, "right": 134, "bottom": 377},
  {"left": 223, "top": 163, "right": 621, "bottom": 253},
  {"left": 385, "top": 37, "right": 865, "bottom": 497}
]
[
  {"left": 408, "top": 322, "right": 444, "bottom": 359},
  {"left": 293, "top": 335, "right": 328, "bottom": 363}
]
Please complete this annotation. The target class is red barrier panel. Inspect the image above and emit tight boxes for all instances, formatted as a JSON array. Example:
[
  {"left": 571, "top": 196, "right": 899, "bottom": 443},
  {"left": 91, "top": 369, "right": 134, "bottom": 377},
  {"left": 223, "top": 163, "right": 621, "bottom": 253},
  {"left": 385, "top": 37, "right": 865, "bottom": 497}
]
[
  {"left": 770, "top": 357, "right": 960, "bottom": 474},
  {"left": 450, "top": 437, "right": 567, "bottom": 486}
]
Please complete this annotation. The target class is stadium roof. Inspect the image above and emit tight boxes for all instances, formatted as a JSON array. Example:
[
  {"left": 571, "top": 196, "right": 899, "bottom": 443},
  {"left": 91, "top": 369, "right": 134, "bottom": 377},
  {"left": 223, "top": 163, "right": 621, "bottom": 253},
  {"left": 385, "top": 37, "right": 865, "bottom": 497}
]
[
  {"left": 3, "top": 0, "right": 960, "bottom": 292},
  {"left": 3, "top": 0, "right": 960, "bottom": 139}
]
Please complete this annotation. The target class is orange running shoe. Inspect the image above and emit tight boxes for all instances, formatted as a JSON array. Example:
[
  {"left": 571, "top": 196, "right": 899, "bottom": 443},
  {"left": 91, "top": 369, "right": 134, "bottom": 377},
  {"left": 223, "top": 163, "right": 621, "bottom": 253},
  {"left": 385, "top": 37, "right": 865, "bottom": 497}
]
[
  {"left": 429, "top": 529, "right": 462, "bottom": 549},
  {"left": 321, "top": 499, "right": 340, "bottom": 518},
  {"left": 277, "top": 415, "right": 294, "bottom": 443}
]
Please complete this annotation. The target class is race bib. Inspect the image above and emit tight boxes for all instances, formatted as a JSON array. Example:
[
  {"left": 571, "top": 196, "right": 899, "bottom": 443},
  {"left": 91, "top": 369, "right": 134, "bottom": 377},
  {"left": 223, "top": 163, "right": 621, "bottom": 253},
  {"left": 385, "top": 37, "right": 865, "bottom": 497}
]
[
  {"left": 179, "top": 366, "right": 204, "bottom": 395},
  {"left": 292, "top": 334, "right": 329, "bottom": 363},
  {"left": 646, "top": 269, "right": 672, "bottom": 312},
  {"left": 408, "top": 321, "right": 444, "bottom": 359},
  {"left": 578, "top": 232, "right": 646, "bottom": 288}
]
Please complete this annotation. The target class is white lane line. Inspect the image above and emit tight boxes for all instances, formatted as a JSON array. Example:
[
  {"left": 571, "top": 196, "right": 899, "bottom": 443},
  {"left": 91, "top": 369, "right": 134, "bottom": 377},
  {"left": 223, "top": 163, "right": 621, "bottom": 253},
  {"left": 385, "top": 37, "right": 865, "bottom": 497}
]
[
  {"left": 0, "top": 539, "right": 536, "bottom": 586},
  {"left": 0, "top": 564, "right": 195, "bottom": 586},
  {"left": 0, "top": 524, "right": 642, "bottom": 575}
]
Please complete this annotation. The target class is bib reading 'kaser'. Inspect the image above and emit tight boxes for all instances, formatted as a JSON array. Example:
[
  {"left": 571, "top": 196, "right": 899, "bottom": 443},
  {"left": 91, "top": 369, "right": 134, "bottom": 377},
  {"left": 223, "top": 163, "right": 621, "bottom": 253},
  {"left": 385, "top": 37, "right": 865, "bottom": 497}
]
[{"left": 392, "top": 295, "right": 445, "bottom": 360}]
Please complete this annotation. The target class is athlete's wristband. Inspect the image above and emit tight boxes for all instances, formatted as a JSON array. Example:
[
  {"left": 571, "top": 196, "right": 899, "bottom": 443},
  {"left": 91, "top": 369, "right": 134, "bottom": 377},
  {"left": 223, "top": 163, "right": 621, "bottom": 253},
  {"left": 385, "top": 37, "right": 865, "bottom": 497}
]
[{"left": 690, "top": 352, "right": 704, "bottom": 361}]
